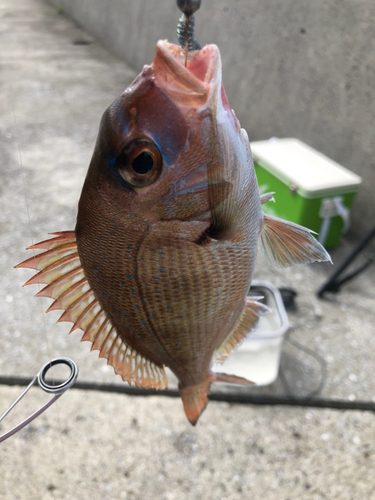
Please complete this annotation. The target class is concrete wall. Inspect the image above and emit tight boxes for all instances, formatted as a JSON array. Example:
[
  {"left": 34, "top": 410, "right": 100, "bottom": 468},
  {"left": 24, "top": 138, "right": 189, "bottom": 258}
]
[{"left": 47, "top": 0, "right": 375, "bottom": 240}]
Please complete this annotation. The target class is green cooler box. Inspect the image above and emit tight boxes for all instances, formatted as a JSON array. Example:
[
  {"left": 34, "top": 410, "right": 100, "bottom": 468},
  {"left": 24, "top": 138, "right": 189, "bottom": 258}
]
[{"left": 251, "top": 138, "right": 362, "bottom": 248}]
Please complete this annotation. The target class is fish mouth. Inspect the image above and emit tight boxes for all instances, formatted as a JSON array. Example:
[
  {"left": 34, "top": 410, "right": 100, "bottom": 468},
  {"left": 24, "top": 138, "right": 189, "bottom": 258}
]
[{"left": 153, "top": 40, "right": 221, "bottom": 106}]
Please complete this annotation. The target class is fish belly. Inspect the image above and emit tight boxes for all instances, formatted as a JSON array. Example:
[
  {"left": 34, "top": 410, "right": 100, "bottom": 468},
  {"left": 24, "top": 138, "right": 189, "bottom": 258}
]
[{"left": 135, "top": 224, "right": 254, "bottom": 387}]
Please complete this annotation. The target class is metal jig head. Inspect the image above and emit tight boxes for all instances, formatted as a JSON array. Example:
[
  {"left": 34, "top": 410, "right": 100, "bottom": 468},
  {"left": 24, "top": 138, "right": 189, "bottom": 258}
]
[
  {"left": 0, "top": 357, "right": 78, "bottom": 443},
  {"left": 176, "top": 0, "right": 202, "bottom": 56}
]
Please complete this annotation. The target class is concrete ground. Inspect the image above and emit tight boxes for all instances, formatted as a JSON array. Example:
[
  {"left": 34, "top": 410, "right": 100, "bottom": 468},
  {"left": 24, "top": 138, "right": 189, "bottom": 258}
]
[
  {"left": 1, "top": 386, "right": 375, "bottom": 500},
  {"left": 0, "top": 0, "right": 374, "bottom": 498}
]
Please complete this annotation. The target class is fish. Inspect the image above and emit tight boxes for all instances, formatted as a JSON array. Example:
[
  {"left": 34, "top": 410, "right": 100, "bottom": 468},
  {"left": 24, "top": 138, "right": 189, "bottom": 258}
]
[{"left": 16, "top": 40, "right": 331, "bottom": 425}]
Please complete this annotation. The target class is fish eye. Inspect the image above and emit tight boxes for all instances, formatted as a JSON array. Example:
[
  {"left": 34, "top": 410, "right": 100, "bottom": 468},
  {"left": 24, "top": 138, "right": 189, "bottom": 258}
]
[{"left": 116, "top": 139, "right": 162, "bottom": 188}]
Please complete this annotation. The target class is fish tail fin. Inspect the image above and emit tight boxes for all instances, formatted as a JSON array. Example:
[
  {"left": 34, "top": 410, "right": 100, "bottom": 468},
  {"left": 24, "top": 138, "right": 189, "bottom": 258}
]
[
  {"left": 179, "top": 372, "right": 255, "bottom": 425},
  {"left": 261, "top": 214, "right": 332, "bottom": 267},
  {"left": 179, "top": 378, "right": 211, "bottom": 426}
]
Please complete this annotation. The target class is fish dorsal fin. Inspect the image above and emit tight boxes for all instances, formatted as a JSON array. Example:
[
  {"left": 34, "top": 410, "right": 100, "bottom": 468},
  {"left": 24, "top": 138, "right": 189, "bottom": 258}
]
[
  {"left": 261, "top": 214, "right": 332, "bottom": 267},
  {"left": 16, "top": 232, "right": 167, "bottom": 390},
  {"left": 215, "top": 297, "right": 270, "bottom": 364}
]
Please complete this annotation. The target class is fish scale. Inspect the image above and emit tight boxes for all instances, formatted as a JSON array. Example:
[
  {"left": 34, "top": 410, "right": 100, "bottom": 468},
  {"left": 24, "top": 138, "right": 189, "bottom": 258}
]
[
  {"left": 79, "top": 229, "right": 168, "bottom": 365},
  {"left": 138, "top": 235, "right": 213, "bottom": 368}
]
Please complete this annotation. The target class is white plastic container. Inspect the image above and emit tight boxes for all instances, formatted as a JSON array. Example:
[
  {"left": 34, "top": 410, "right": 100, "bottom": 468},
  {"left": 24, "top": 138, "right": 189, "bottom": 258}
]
[{"left": 212, "top": 280, "right": 289, "bottom": 385}]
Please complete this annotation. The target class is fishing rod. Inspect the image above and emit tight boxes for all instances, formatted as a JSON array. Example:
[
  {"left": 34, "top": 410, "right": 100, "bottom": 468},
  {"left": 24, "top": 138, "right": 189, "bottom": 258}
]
[{"left": 0, "top": 358, "right": 78, "bottom": 443}]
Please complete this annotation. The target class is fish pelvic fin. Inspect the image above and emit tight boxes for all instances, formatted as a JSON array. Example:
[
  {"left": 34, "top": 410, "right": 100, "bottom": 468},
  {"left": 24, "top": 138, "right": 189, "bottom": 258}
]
[
  {"left": 16, "top": 231, "right": 168, "bottom": 390},
  {"left": 179, "top": 372, "right": 255, "bottom": 426},
  {"left": 261, "top": 214, "right": 332, "bottom": 267},
  {"left": 260, "top": 192, "right": 275, "bottom": 205},
  {"left": 215, "top": 297, "right": 270, "bottom": 364}
]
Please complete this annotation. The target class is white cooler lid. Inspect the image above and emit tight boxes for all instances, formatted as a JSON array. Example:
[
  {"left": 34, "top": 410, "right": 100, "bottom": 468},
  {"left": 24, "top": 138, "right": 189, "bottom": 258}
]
[{"left": 250, "top": 138, "right": 362, "bottom": 198}]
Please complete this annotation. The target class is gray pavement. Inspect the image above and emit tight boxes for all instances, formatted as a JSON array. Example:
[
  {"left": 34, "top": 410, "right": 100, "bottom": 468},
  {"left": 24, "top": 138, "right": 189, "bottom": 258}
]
[
  {"left": 1, "top": 385, "right": 375, "bottom": 500},
  {"left": 0, "top": 0, "right": 375, "bottom": 498}
]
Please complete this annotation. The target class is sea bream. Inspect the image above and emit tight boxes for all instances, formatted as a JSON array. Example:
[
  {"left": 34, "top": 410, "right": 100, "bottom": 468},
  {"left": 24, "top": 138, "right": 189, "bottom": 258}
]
[{"left": 17, "top": 41, "right": 330, "bottom": 425}]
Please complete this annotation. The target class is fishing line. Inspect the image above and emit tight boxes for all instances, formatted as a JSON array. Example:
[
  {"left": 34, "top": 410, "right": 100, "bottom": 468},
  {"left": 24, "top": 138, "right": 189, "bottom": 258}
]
[
  {"left": 13, "top": 105, "right": 56, "bottom": 380},
  {"left": 2, "top": 15, "right": 67, "bottom": 459},
  {"left": 12, "top": 105, "right": 53, "bottom": 358},
  {"left": 13, "top": 111, "right": 68, "bottom": 462}
]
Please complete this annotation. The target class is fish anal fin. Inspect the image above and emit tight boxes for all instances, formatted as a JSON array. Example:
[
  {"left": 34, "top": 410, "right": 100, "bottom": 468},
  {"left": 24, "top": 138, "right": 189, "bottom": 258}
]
[
  {"left": 261, "top": 214, "right": 332, "bottom": 268},
  {"left": 215, "top": 298, "right": 270, "bottom": 364}
]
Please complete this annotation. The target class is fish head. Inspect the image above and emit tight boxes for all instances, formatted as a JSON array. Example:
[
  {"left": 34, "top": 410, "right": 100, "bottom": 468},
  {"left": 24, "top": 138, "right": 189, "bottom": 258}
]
[{"left": 79, "top": 41, "right": 243, "bottom": 230}]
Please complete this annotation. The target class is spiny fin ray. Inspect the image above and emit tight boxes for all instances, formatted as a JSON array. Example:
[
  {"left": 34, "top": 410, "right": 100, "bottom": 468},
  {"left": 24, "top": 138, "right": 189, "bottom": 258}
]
[
  {"left": 16, "top": 242, "right": 79, "bottom": 271},
  {"left": 35, "top": 268, "right": 85, "bottom": 299},
  {"left": 26, "top": 232, "right": 77, "bottom": 251},
  {"left": 17, "top": 231, "right": 167, "bottom": 391},
  {"left": 215, "top": 297, "right": 270, "bottom": 363},
  {"left": 46, "top": 278, "right": 90, "bottom": 312}
]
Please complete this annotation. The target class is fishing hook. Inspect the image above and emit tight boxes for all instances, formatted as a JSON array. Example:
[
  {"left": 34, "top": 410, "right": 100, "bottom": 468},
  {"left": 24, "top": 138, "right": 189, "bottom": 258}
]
[
  {"left": 0, "top": 357, "right": 78, "bottom": 443},
  {"left": 176, "top": 0, "right": 202, "bottom": 61}
]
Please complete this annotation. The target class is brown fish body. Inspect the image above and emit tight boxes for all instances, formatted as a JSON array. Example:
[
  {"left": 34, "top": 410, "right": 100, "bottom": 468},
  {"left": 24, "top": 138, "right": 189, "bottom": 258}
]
[
  {"left": 76, "top": 42, "right": 261, "bottom": 388},
  {"left": 18, "top": 41, "right": 330, "bottom": 424}
]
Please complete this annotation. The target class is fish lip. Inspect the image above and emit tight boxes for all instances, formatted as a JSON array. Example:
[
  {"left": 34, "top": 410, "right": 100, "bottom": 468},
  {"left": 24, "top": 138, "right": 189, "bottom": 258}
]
[{"left": 153, "top": 40, "right": 221, "bottom": 104}]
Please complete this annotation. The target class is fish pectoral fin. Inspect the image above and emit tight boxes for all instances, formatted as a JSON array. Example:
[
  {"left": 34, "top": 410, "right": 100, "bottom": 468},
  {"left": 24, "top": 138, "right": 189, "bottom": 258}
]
[
  {"left": 17, "top": 231, "right": 168, "bottom": 391},
  {"left": 261, "top": 214, "right": 332, "bottom": 267},
  {"left": 215, "top": 297, "right": 270, "bottom": 364},
  {"left": 260, "top": 192, "right": 275, "bottom": 205}
]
